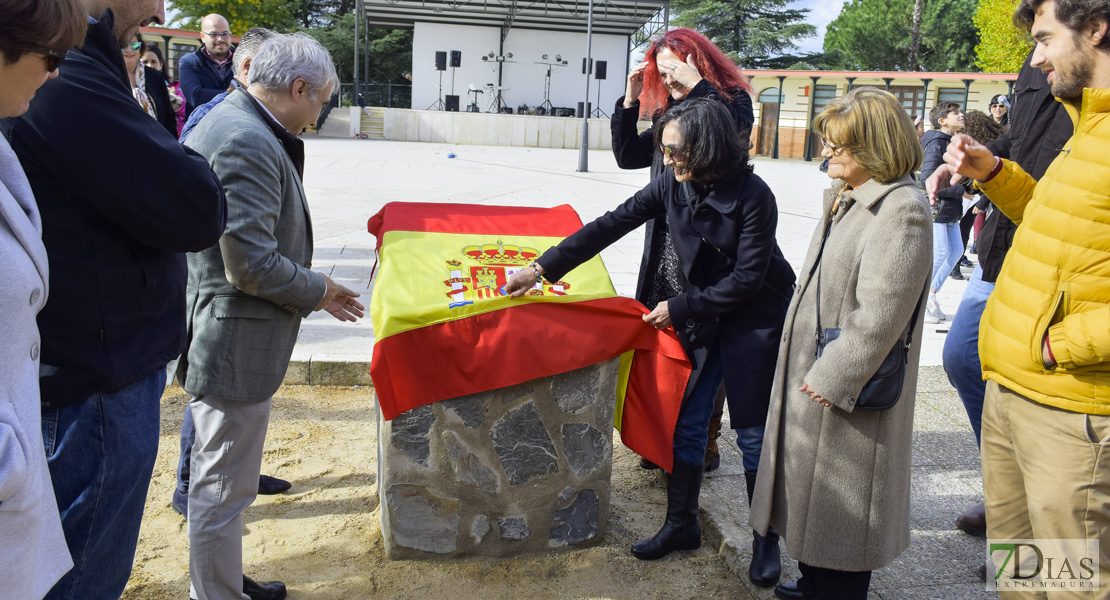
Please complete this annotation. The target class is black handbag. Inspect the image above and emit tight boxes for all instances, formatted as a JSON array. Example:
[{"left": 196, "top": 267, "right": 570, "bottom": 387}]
[{"left": 809, "top": 188, "right": 925, "bottom": 411}]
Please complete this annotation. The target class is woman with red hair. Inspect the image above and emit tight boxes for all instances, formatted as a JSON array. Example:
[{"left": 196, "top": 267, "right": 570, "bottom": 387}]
[{"left": 610, "top": 27, "right": 777, "bottom": 588}]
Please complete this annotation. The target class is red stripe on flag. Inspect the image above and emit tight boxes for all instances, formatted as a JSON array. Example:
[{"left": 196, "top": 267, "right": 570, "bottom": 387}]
[
  {"left": 367, "top": 202, "right": 585, "bottom": 250},
  {"left": 370, "top": 296, "right": 690, "bottom": 472}
]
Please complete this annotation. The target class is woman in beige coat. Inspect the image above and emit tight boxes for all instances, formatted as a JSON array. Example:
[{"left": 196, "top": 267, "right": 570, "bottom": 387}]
[{"left": 750, "top": 88, "right": 932, "bottom": 600}]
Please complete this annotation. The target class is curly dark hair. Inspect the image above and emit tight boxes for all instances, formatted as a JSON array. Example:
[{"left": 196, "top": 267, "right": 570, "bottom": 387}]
[
  {"left": 1015, "top": 0, "right": 1110, "bottom": 50},
  {"left": 963, "top": 110, "right": 1007, "bottom": 146},
  {"left": 653, "top": 97, "right": 752, "bottom": 186}
]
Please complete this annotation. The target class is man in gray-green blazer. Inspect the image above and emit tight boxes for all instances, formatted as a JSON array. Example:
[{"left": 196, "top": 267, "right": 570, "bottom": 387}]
[{"left": 177, "top": 33, "right": 363, "bottom": 600}]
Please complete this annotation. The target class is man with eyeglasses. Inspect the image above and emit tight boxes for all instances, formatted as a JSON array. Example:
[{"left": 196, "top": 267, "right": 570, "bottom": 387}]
[
  {"left": 0, "top": 0, "right": 227, "bottom": 599},
  {"left": 179, "top": 13, "right": 235, "bottom": 115}
]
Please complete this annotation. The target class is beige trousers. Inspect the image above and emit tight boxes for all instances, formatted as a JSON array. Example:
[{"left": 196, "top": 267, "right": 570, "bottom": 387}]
[{"left": 982, "top": 381, "right": 1110, "bottom": 600}]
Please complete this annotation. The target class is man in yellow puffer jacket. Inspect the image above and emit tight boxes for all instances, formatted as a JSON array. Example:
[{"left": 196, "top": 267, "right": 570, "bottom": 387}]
[{"left": 943, "top": 0, "right": 1110, "bottom": 596}]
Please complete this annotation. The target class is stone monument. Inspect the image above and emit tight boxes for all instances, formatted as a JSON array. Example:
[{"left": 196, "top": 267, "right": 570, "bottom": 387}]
[{"left": 377, "top": 358, "right": 618, "bottom": 558}]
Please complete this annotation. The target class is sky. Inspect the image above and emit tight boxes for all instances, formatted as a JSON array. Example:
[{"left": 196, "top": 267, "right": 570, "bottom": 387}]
[{"left": 788, "top": 0, "right": 850, "bottom": 55}]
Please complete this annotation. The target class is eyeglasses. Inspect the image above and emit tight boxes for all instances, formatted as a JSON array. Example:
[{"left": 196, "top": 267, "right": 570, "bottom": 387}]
[
  {"left": 659, "top": 144, "right": 687, "bottom": 161},
  {"left": 820, "top": 137, "right": 847, "bottom": 155},
  {"left": 203, "top": 31, "right": 232, "bottom": 39},
  {"left": 6, "top": 43, "right": 68, "bottom": 72}
]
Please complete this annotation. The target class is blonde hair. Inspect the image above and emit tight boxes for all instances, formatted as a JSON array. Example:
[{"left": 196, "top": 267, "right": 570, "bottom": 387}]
[{"left": 812, "top": 88, "right": 923, "bottom": 183}]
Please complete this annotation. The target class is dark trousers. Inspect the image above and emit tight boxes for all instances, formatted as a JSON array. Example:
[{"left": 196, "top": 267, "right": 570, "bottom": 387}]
[
  {"left": 798, "top": 562, "right": 872, "bottom": 600},
  {"left": 958, "top": 209, "right": 975, "bottom": 253},
  {"left": 176, "top": 405, "right": 195, "bottom": 494}
]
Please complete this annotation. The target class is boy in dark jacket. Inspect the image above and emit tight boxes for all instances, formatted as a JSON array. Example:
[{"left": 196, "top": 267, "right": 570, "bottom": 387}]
[{"left": 920, "top": 101, "right": 965, "bottom": 323}]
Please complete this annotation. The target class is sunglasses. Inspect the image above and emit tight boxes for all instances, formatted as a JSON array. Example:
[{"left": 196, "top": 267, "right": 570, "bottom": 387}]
[
  {"left": 128, "top": 41, "right": 142, "bottom": 51},
  {"left": 7, "top": 42, "right": 68, "bottom": 72},
  {"left": 820, "top": 137, "right": 847, "bottom": 155},
  {"left": 659, "top": 144, "right": 687, "bottom": 161}
]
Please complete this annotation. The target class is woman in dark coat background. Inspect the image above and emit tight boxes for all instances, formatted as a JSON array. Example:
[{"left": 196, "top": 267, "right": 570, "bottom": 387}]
[{"left": 507, "top": 98, "right": 794, "bottom": 573}]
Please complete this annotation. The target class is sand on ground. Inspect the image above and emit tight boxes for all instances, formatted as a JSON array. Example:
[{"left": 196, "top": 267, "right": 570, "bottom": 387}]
[{"left": 122, "top": 385, "right": 753, "bottom": 600}]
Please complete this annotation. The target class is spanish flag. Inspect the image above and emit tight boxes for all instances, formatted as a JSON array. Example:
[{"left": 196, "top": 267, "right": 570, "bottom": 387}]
[{"left": 367, "top": 202, "right": 691, "bottom": 472}]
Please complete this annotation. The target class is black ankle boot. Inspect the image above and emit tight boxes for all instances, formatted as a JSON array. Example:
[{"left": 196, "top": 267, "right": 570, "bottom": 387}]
[
  {"left": 631, "top": 459, "right": 704, "bottom": 560},
  {"left": 745, "top": 469, "right": 782, "bottom": 587}
]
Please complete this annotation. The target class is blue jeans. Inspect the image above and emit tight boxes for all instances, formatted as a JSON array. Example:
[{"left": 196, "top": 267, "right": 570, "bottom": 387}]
[
  {"left": 930, "top": 221, "right": 963, "bottom": 292},
  {"left": 177, "top": 405, "right": 195, "bottom": 494},
  {"left": 674, "top": 345, "right": 724, "bottom": 466},
  {"left": 735, "top": 424, "right": 765, "bottom": 473},
  {"left": 942, "top": 265, "right": 994, "bottom": 445},
  {"left": 41, "top": 369, "right": 165, "bottom": 600}
]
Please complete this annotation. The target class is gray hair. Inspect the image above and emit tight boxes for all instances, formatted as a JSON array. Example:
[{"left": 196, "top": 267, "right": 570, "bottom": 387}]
[
  {"left": 248, "top": 32, "right": 339, "bottom": 101},
  {"left": 232, "top": 27, "right": 276, "bottom": 75}
]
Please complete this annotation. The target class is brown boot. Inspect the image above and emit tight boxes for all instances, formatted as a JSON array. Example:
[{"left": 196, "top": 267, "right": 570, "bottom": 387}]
[
  {"left": 956, "top": 503, "right": 986, "bottom": 537},
  {"left": 705, "top": 413, "right": 723, "bottom": 472}
]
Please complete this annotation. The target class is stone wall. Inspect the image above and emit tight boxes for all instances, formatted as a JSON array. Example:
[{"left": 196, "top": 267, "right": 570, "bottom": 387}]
[{"left": 377, "top": 359, "right": 618, "bottom": 558}]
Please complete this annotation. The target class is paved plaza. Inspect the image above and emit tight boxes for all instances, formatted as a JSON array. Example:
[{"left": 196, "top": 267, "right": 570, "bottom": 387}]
[{"left": 291, "top": 118, "right": 991, "bottom": 598}]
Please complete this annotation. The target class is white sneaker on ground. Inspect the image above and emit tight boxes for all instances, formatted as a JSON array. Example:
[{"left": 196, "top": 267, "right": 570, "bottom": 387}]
[{"left": 926, "top": 297, "right": 946, "bottom": 323}]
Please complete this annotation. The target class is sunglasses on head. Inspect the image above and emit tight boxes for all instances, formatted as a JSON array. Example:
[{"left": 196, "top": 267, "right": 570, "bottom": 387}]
[{"left": 8, "top": 42, "right": 68, "bottom": 72}]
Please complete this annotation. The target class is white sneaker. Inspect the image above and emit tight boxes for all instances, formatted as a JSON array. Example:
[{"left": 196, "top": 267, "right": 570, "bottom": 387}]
[{"left": 926, "top": 297, "right": 946, "bottom": 323}]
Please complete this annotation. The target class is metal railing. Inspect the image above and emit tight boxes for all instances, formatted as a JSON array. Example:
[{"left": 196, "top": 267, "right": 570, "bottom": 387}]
[{"left": 339, "top": 83, "right": 412, "bottom": 108}]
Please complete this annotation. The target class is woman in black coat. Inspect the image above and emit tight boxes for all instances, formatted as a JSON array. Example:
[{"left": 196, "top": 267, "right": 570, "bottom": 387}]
[
  {"left": 611, "top": 27, "right": 754, "bottom": 316},
  {"left": 506, "top": 98, "right": 794, "bottom": 568}
]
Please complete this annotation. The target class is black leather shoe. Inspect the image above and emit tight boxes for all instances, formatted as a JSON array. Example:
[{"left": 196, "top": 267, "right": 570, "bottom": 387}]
[
  {"left": 171, "top": 489, "right": 187, "bottom": 519},
  {"left": 243, "top": 575, "right": 287, "bottom": 600},
  {"left": 774, "top": 581, "right": 803, "bottom": 600},
  {"left": 638, "top": 458, "right": 661, "bottom": 470},
  {"left": 956, "top": 502, "right": 986, "bottom": 537},
  {"left": 949, "top": 266, "right": 965, "bottom": 280},
  {"left": 258, "top": 475, "right": 292, "bottom": 495}
]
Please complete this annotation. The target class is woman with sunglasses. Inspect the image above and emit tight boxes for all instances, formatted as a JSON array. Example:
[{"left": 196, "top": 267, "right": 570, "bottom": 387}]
[
  {"left": 142, "top": 43, "right": 187, "bottom": 136},
  {"left": 0, "top": 0, "right": 86, "bottom": 597},
  {"left": 123, "top": 34, "right": 176, "bottom": 136},
  {"left": 750, "top": 88, "right": 931, "bottom": 600},
  {"left": 506, "top": 97, "right": 795, "bottom": 567}
]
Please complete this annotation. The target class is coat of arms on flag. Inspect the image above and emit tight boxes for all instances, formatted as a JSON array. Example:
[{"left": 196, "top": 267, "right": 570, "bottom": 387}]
[{"left": 367, "top": 202, "right": 691, "bottom": 471}]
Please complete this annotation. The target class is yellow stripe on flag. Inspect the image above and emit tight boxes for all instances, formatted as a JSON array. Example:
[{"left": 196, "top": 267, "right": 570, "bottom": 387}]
[{"left": 371, "top": 230, "right": 618, "bottom": 340}]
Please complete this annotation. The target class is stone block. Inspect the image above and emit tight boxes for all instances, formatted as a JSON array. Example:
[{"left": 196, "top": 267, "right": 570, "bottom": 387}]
[
  {"left": 490, "top": 401, "right": 559, "bottom": 485},
  {"left": 377, "top": 358, "right": 618, "bottom": 558}
]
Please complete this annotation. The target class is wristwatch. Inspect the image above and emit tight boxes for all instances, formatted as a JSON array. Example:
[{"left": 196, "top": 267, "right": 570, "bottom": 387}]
[{"left": 528, "top": 261, "right": 544, "bottom": 280}]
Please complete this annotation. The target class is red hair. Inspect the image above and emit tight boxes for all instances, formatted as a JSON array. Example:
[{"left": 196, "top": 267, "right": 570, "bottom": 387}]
[{"left": 639, "top": 28, "right": 752, "bottom": 120}]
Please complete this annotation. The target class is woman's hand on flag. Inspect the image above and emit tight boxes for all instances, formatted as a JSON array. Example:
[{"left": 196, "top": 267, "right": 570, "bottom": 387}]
[
  {"left": 642, "top": 301, "right": 671, "bottom": 330},
  {"left": 505, "top": 266, "right": 540, "bottom": 298}
]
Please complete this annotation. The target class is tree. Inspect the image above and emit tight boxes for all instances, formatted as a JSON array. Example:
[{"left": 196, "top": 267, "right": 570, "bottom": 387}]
[
  {"left": 167, "top": 0, "right": 300, "bottom": 34},
  {"left": 303, "top": 13, "right": 412, "bottom": 85},
  {"left": 919, "top": 0, "right": 980, "bottom": 71},
  {"left": 974, "top": 0, "right": 1030, "bottom": 72},
  {"left": 669, "top": 0, "right": 817, "bottom": 69},
  {"left": 824, "top": 0, "right": 979, "bottom": 72},
  {"left": 291, "top": 0, "right": 357, "bottom": 28},
  {"left": 909, "top": 0, "right": 924, "bottom": 70}
]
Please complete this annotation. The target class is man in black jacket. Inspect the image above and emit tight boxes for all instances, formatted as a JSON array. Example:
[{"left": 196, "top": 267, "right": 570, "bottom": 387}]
[
  {"left": 926, "top": 49, "right": 1073, "bottom": 568},
  {"left": 0, "top": 2, "right": 227, "bottom": 599}
]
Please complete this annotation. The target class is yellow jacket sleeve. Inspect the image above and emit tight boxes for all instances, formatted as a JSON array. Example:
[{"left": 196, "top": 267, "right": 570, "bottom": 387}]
[{"left": 976, "top": 159, "right": 1038, "bottom": 226}]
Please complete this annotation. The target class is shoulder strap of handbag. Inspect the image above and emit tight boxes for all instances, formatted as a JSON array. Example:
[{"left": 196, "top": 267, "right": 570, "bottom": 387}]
[{"left": 812, "top": 183, "right": 927, "bottom": 350}]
